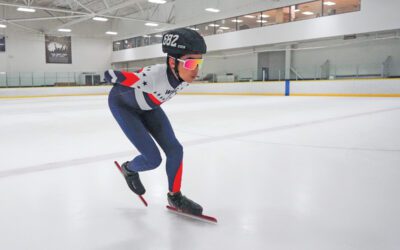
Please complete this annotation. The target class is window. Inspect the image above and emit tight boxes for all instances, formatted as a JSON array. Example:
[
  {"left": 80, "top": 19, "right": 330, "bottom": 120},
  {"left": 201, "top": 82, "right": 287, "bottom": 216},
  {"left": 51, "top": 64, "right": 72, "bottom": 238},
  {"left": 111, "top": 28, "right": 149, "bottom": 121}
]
[
  {"left": 237, "top": 12, "right": 262, "bottom": 30},
  {"left": 113, "top": 40, "right": 123, "bottom": 51},
  {"left": 134, "top": 37, "right": 143, "bottom": 47},
  {"left": 0, "top": 36, "right": 5, "bottom": 52},
  {"left": 187, "top": 26, "right": 197, "bottom": 31},
  {"left": 215, "top": 18, "right": 237, "bottom": 35},
  {"left": 291, "top": 1, "right": 322, "bottom": 22},
  {"left": 197, "top": 22, "right": 216, "bottom": 36},
  {"left": 261, "top": 7, "right": 291, "bottom": 26},
  {"left": 142, "top": 35, "right": 151, "bottom": 46},
  {"left": 122, "top": 38, "right": 135, "bottom": 49},
  {"left": 323, "top": 0, "right": 360, "bottom": 16},
  {"left": 150, "top": 33, "right": 163, "bottom": 45}
]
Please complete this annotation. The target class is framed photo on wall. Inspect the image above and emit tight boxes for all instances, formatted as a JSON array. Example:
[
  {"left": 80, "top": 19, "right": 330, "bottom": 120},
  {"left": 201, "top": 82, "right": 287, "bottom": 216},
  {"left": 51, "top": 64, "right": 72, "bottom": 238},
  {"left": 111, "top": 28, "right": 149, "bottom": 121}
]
[
  {"left": 45, "top": 35, "right": 72, "bottom": 64},
  {"left": 0, "top": 36, "right": 5, "bottom": 52}
]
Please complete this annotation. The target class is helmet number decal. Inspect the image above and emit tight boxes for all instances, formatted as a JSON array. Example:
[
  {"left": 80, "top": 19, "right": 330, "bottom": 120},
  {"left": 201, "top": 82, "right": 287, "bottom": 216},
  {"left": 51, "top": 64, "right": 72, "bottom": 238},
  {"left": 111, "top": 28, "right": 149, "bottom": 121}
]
[{"left": 163, "top": 34, "right": 179, "bottom": 47}]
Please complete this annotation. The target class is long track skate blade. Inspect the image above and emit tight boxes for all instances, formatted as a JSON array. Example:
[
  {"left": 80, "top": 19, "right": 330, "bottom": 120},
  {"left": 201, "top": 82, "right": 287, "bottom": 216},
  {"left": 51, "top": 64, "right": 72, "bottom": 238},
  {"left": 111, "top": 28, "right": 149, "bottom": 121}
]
[
  {"left": 166, "top": 205, "right": 218, "bottom": 223},
  {"left": 114, "top": 161, "right": 148, "bottom": 207}
]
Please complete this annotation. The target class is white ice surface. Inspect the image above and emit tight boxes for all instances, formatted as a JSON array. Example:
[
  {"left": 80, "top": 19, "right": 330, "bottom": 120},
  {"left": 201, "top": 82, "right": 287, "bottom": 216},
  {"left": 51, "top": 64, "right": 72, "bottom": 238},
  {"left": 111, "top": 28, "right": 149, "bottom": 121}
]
[{"left": 0, "top": 95, "right": 399, "bottom": 250}]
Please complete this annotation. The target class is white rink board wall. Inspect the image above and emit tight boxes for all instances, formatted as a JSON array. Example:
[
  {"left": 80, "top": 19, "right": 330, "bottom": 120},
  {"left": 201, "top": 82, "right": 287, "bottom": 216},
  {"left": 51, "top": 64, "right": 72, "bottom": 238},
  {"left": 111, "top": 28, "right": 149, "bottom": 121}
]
[
  {"left": 0, "top": 86, "right": 112, "bottom": 98},
  {"left": 182, "top": 82, "right": 285, "bottom": 95},
  {"left": 290, "top": 79, "right": 400, "bottom": 96},
  {"left": 1, "top": 79, "right": 400, "bottom": 98},
  {"left": 183, "top": 79, "right": 400, "bottom": 96}
]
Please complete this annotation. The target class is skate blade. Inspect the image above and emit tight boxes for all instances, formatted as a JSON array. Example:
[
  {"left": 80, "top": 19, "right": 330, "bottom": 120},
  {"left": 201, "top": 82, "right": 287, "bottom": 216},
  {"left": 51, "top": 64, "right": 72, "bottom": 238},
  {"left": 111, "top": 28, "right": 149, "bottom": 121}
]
[
  {"left": 114, "top": 161, "right": 148, "bottom": 207},
  {"left": 166, "top": 205, "right": 218, "bottom": 223}
]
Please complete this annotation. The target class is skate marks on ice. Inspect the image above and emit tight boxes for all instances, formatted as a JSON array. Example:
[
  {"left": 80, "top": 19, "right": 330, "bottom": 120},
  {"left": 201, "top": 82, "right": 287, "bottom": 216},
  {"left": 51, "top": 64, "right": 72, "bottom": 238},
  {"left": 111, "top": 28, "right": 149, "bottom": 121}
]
[
  {"left": 166, "top": 205, "right": 218, "bottom": 224},
  {"left": 1, "top": 105, "right": 400, "bottom": 179},
  {"left": 114, "top": 161, "right": 148, "bottom": 207},
  {"left": 0, "top": 151, "right": 134, "bottom": 178},
  {"left": 182, "top": 106, "right": 400, "bottom": 147}
]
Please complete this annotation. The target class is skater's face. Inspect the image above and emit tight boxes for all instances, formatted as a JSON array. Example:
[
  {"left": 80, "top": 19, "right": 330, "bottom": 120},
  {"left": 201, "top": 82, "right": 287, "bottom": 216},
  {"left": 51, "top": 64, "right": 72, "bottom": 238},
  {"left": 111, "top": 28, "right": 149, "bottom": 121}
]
[{"left": 169, "top": 54, "right": 203, "bottom": 83}]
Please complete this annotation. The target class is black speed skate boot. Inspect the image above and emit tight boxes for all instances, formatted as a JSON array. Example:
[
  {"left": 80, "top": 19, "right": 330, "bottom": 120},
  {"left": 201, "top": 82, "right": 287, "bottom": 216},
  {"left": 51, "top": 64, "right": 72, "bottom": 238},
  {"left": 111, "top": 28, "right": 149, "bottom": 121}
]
[
  {"left": 120, "top": 162, "right": 146, "bottom": 195},
  {"left": 167, "top": 192, "right": 203, "bottom": 215}
]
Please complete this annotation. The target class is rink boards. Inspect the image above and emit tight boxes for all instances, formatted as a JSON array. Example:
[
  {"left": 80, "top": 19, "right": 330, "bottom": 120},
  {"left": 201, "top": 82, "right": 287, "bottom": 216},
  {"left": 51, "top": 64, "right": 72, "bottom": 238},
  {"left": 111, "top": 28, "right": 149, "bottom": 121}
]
[{"left": 0, "top": 78, "right": 399, "bottom": 98}]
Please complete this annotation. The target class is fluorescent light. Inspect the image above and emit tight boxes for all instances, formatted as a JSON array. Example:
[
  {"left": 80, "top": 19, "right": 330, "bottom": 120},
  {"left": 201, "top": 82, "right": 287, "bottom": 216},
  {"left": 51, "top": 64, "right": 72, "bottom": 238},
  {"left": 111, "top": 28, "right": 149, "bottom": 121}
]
[
  {"left": 208, "top": 24, "right": 220, "bottom": 27},
  {"left": 231, "top": 19, "right": 243, "bottom": 23},
  {"left": 324, "top": 1, "right": 336, "bottom": 6},
  {"left": 93, "top": 17, "right": 108, "bottom": 22},
  {"left": 17, "top": 7, "right": 36, "bottom": 12},
  {"left": 0, "top": 24, "right": 6, "bottom": 28},
  {"left": 145, "top": 22, "right": 159, "bottom": 27},
  {"left": 219, "top": 26, "right": 230, "bottom": 30},
  {"left": 302, "top": 11, "right": 314, "bottom": 15},
  {"left": 58, "top": 28, "right": 71, "bottom": 32},
  {"left": 256, "top": 20, "right": 267, "bottom": 23},
  {"left": 142, "top": 35, "right": 151, "bottom": 38},
  {"left": 244, "top": 15, "right": 255, "bottom": 19},
  {"left": 294, "top": 9, "right": 300, "bottom": 12},
  {"left": 154, "top": 34, "right": 163, "bottom": 37},
  {"left": 260, "top": 14, "right": 270, "bottom": 18},
  {"left": 148, "top": 0, "right": 167, "bottom": 4},
  {"left": 106, "top": 31, "right": 118, "bottom": 35},
  {"left": 190, "top": 27, "right": 199, "bottom": 31},
  {"left": 205, "top": 8, "right": 220, "bottom": 13}
]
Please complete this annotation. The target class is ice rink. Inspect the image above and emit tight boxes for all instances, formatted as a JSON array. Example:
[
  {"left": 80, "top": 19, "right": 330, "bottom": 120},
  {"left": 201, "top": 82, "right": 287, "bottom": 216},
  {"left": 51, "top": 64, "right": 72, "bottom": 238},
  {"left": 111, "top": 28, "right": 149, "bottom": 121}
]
[{"left": 0, "top": 94, "right": 399, "bottom": 250}]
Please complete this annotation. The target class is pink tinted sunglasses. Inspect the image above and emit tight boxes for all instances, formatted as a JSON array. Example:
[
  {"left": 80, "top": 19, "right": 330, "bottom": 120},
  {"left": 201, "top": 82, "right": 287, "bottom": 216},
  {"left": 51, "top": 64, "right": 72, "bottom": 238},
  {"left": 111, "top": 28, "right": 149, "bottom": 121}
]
[{"left": 170, "top": 56, "right": 204, "bottom": 70}]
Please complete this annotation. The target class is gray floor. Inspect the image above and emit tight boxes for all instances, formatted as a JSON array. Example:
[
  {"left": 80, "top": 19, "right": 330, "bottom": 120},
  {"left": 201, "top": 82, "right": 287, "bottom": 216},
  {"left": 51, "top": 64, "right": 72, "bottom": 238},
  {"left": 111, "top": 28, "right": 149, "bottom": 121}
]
[{"left": 0, "top": 95, "right": 399, "bottom": 250}]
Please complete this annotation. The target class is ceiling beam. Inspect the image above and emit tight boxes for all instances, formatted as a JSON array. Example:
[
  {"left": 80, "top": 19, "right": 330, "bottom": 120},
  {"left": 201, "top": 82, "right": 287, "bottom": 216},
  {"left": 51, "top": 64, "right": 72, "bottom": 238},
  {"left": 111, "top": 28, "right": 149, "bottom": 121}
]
[
  {"left": 102, "top": 0, "right": 109, "bottom": 9},
  {"left": 167, "top": 4, "right": 175, "bottom": 23},
  {"left": 43, "top": 9, "right": 67, "bottom": 24},
  {"left": 6, "top": 15, "right": 87, "bottom": 22},
  {"left": 135, "top": 2, "right": 144, "bottom": 17},
  {"left": 73, "top": 0, "right": 94, "bottom": 14},
  {"left": 1, "top": 18, "right": 42, "bottom": 33},
  {"left": 56, "top": 0, "right": 171, "bottom": 30},
  {"left": 0, "top": 2, "right": 91, "bottom": 15}
]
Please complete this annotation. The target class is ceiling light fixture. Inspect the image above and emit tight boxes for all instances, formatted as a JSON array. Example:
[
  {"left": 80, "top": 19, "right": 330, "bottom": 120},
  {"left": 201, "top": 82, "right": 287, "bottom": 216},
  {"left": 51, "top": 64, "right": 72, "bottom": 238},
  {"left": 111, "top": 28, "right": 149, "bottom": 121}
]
[
  {"left": 145, "top": 22, "right": 159, "bottom": 27},
  {"left": 231, "top": 19, "right": 243, "bottom": 23},
  {"left": 244, "top": 15, "right": 255, "bottom": 19},
  {"left": 0, "top": 24, "right": 6, "bottom": 28},
  {"left": 17, "top": 7, "right": 36, "bottom": 13},
  {"left": 106, "top": 31, "right": 118, "bottom": 35},
  {"left": 58, "top": 28, "right": 71, "bottom": 32},
  {"left": 93, "top": 17, "right": 108, "bottom": 22},
  {"left": 302, "top": 11, "right": 314, "bottom": 15},
  {"left": 205, "top": 8, "right": 220, "bottom": 13},
  {"left": 148, "top": 0, "right": 167, "bottom": 4},
  {"left": 324, "top": 1, "right": 336, "bottom": 6}
]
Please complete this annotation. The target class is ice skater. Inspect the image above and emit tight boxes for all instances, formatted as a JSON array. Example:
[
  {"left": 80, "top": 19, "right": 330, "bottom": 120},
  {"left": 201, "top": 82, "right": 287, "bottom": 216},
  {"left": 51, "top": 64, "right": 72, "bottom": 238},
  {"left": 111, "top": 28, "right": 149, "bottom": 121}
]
[{"left": 105, "top": 28, "right": 207, "bottom": 216}]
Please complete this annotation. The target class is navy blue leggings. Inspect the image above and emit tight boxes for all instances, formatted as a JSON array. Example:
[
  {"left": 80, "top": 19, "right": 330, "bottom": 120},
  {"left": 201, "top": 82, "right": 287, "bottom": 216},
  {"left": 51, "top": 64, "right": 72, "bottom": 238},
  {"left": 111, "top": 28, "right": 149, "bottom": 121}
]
[{"left": 108, "top": 85, "right": 183, "bottom": 192}]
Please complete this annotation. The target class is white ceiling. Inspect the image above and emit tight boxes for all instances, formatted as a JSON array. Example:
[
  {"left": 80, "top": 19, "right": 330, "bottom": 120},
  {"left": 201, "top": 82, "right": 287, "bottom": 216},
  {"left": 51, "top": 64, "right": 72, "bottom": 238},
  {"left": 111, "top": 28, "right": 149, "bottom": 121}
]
[{"left": 0, "top": 0, "right": 305, "bottom": 38}]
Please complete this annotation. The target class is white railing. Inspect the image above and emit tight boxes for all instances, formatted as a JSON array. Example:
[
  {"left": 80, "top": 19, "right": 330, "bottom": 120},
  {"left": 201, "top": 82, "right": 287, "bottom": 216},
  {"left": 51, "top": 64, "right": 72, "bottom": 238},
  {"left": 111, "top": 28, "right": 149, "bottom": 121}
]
[{"left": 0, "top": 72, "right": 106, "bottom": 87}]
